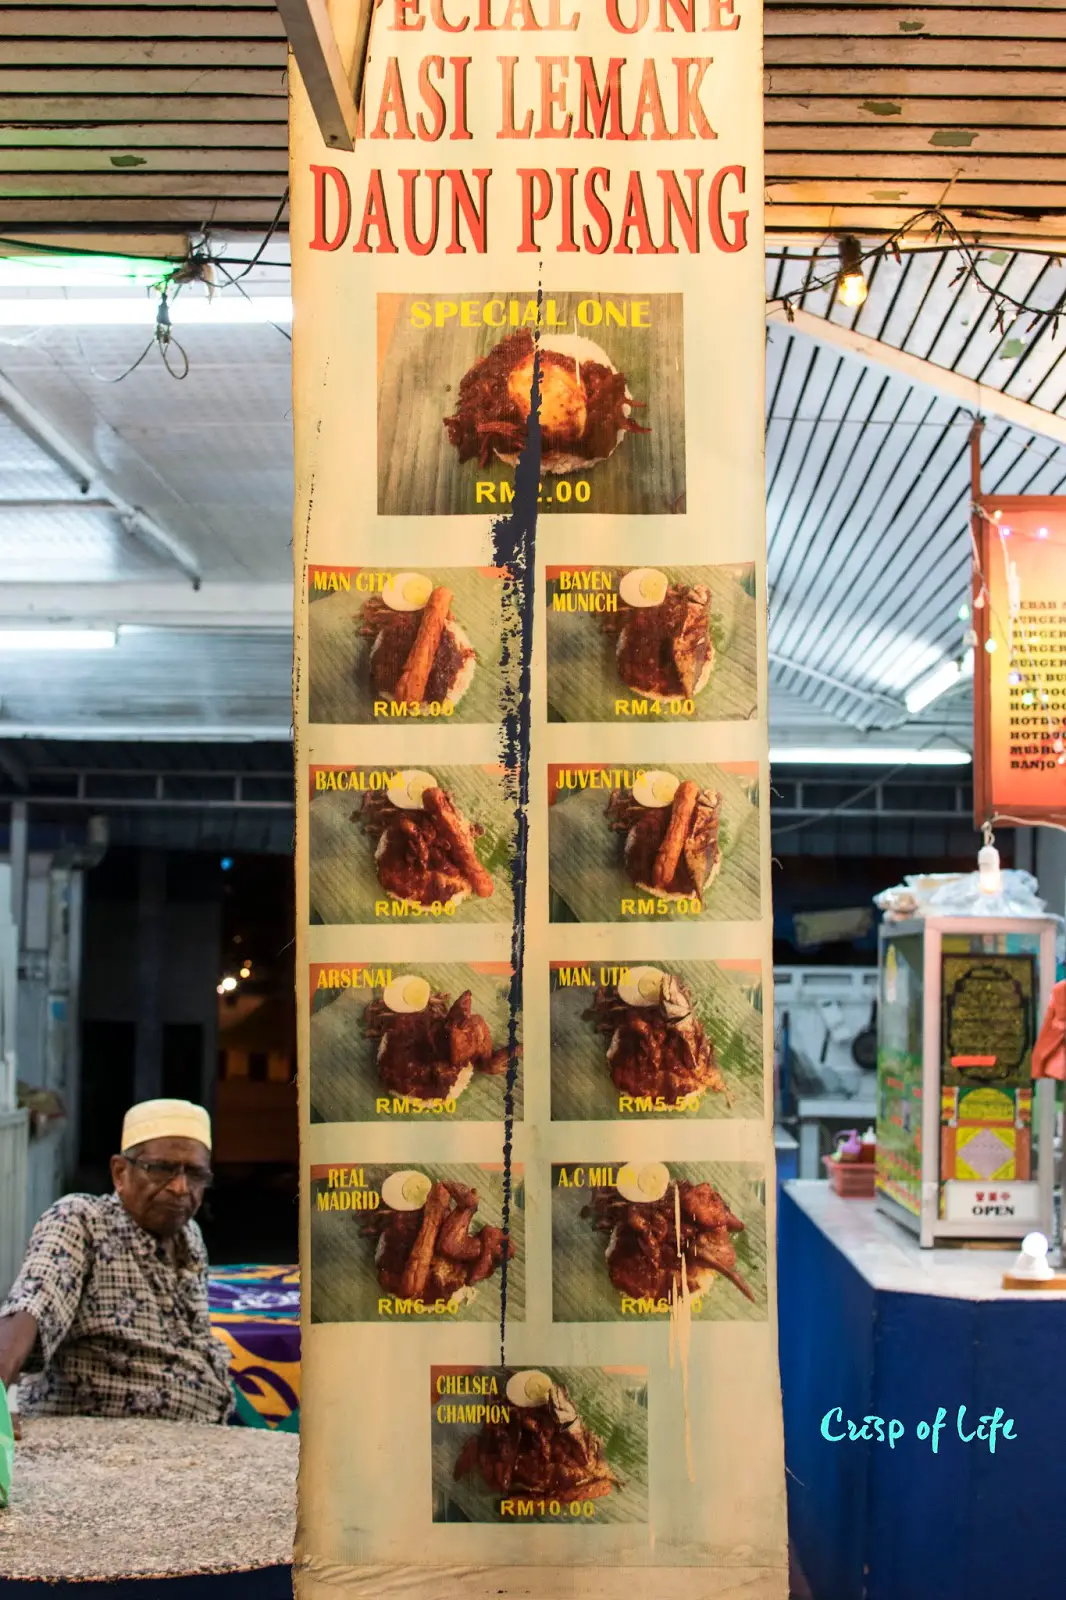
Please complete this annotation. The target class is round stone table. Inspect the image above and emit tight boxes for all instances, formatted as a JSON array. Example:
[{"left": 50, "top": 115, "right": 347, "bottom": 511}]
[{"left": 0, "top": 1417, "right": 296, "bottom": 1597}]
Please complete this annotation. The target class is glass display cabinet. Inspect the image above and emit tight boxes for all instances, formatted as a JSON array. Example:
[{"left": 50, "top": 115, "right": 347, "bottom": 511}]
[{"left": 876, "top": 916, "right": 1057, "bottom": 1247}]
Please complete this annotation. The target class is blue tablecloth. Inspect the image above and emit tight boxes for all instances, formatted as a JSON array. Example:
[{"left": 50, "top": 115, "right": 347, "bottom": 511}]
[{"left": 780, "top": 1184, "right": 1066, "bottom": 1600}]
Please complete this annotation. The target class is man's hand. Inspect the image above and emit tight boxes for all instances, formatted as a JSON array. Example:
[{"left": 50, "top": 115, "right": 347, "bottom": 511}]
[{"left": 0, "top": 1311, "right": 38, "bottom": 1392}]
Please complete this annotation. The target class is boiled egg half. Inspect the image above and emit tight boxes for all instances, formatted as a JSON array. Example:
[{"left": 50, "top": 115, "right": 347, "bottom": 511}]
[
  {"left": 619, "top": 567, "right": 669, "bottom": 609},
  {"left": 382, "top": 975, "right": 431, "bottom": 1014},
  {"left": 616, "top": 1161, "right": 671, "bottom": 1205},
  {"left": 505, "top": 1369, "right": 553, "bottom": 1408},
  {"left": 387, "top": 769, "right": 438, "bottom": 810},
  {"left": 380, "top": 1169, "right": 433, "bottom": 1211},
  {"left": 631, "top": 770, "right": 680, "bottom": 809},
  {"left": 382, "top": 572, "right": 433, "bottom": 612},
  {"left": 617, "top": 966, "right": 666, "bottom": 1008}
]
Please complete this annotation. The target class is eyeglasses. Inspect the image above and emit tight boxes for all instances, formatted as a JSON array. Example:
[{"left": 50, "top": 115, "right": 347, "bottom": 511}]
[{"left": 123, "top": 1156, "right": 214, "bottom": 1190}]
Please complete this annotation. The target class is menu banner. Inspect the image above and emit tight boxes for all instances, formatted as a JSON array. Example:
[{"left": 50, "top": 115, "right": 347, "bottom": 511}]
[
  {"left": 974, "top": 495, "right": 1066, "bottom": 825},
  {"left": 289, "top": 0, "right": 786, "bottom": 1595}
]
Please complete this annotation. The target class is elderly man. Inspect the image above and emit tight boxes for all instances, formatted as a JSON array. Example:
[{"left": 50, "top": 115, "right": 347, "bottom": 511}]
[{"left": 0, "top": 1098, "right": 232, "bottom": 1424}]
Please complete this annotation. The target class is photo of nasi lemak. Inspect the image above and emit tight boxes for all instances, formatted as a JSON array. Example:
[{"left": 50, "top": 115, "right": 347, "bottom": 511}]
[{"left": 377, "top": 291, "right": 685, "bottom": 516}]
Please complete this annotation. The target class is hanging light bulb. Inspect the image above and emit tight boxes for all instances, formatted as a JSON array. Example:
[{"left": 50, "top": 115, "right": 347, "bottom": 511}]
[
  {"left": 958, "top": 603, "right": 970, "bottom": 622},
  {"left": 979, "top": 839, "right": 1002, "bottom": 895},
  {"left": 985, "top": 637, "right": 998, "bottom": 652},
  {"left": 973, "top": 592, "right": 986, "bottom": 610},
  {"left": 836, "top": 235, "right": 868, "bottom": 308}
]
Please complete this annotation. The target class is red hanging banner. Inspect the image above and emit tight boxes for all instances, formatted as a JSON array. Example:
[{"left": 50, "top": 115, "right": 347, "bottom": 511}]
[{"left": 974, "top": 494, "right": 1066, "bottom": 827}]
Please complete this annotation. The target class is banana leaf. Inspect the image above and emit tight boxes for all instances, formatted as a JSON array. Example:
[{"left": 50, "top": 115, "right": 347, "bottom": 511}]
[
  {"left": 308, "top": 567, "right": 508, "bottom": 725},
  {"left": 431, "top": 1365, "right": 648, "bottom": 1524},
  {"left": 377, "top": 290, "right": 685, "bottom": 517},
  {"left": 309, "top": 764, "right": 515, "bottom": 926},
  {"left": 310, "top": 963, "right": 523, "bottom": 1124},
  {"left": 550, "top": 960, "right": 762, "bottom": 1122},
  {"left": 310, "top": 1162, "right": 525, "bottom": 1325},
  {"left": 546, "top": 564, "right": 756, "bottom": 724},
  {"left": 551, "top": 1161, "right": 767, "bottom": 1324}
]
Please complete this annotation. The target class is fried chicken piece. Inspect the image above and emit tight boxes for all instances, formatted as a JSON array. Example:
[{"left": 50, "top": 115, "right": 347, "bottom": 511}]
[
  {"left": 423, "top": 787, "right": 495, "bottom": 898},
  {"left": 583, "top": 1179, "right": 754, "bottom": 1304},
  {"left": 606, "top": 785, "right": 721, "bottom": 897},
  {"left": 589, "top": 974, "right": 727, "bottom": 1103},
  {"left": 359, "top": 787, "right": 493, "bottom": 908},
  {"left": 364, "top": 989, "right": 511, "bottom": 1101},
  {"left": 468, "top": 1224, "right": 513, "bottom": 1284},
  {"left": 401, "top": 1181, "right": 452, "bottom": 1299},
  {"left": 374, "top": 811, "right": 471, "bottom": 906},
  {"left": 360, "top": 591, "right": 475, "bottom": 708},
  {"left": 454, "top": 1380, "right": 620, "bottom": 1502},
  {"left": 437, "top": 1183, "right": 482, "bottom": 1262},
  {"left": 446, "top": 992, "right": 493, "bottom": 1068},
  {"left": 362, "top": 1176, "right": 513, "bottom": 1304},
  {"left": 613, "top": 583, "right": 712, "bottom": 700}
]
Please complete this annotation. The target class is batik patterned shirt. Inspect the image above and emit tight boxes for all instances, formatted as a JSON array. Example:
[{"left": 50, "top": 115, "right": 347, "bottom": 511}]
[{"left": 0, "top": 1192, "right": 233, "bottom": 1424}]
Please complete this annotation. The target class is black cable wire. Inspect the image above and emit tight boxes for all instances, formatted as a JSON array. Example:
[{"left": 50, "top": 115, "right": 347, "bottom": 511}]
[{"left": 768, "top": 208, "right": 1066, "bottom": 332}]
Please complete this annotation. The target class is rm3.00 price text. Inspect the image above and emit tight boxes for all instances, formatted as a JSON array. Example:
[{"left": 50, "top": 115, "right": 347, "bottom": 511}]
[
  {"left": 475, "top": 480, "right": 591, "bottom": 507},
  {"left": 373, "top": 699, "right": 454, "bottom": 719},
  {"left": 499, "top": 1497, "right": 599, "bottom": 1518}
]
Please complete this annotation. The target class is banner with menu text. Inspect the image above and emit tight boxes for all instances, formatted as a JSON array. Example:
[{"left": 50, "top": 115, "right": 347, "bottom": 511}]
[
  {"left": 290, "top": 1, "right": 787, "bottom": 1593},
  {"left": 974, "top": 496, "right": 1066, "bottom": 827}
]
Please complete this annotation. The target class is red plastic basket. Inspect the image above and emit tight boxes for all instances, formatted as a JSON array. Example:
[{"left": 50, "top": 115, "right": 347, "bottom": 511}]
[{"left": 823, "top": 1156, "right": 877, "bottom": 1198}]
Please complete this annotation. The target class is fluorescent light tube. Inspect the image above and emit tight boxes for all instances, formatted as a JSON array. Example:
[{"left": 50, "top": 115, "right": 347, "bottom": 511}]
[
  {"left": 0, "top": 255, "right": 172, "bottom": 288},
  {"left": 770, "top": 746, "right": 971, "bottom": 766},
  {"left": 0, "top": 629, "right": 116, "bottom": 652},
  {"left": 904, "top": 659, "right": 964, "bottom": 715},
  {"left": 0, "top": 296, "right": 292, "bottom": 326}
]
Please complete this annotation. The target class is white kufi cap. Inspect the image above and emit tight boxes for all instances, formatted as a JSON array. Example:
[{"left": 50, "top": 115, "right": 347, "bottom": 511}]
[{"left": 121, "top": 1098, "right": 211, "bottom": 1153}]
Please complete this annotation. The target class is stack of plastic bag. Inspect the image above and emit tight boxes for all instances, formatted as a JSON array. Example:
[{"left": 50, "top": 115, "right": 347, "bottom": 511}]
[{"left": 875, "top": 869, "right": 1065, "bottom": 968}]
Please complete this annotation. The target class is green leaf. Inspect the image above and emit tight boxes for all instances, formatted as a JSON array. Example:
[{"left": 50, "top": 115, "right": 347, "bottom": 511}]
[{"left": 929, "top": 130, "right": 976, "bottom": 148}]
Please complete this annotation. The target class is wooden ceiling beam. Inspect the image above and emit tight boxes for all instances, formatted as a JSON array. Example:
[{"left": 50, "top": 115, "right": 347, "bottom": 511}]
[
  {"left": 767, "top": 304, "right": 1066, "bottom": 451},
  {"left": 273, "top": 0, "right": 369, "bottom": 154}
]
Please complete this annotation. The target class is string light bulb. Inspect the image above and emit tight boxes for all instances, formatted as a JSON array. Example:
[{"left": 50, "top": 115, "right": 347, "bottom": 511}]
[
  {"left": 836, "top": 235, "right": 868, "bottom": 308},
  {"left": 985, "top": 637, "right": 998, "bottom": 652},
  {"left": 979, "top": 826, "right": 1002, "bottom": 895}
]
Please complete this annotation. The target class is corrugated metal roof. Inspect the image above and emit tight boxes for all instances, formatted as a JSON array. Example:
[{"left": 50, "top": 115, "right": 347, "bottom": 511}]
[
  {"left": 0, "top": 239, "right": 1063, "bottom": 745},
  {"left": 766, "top": 243, "right": 1066, "bottom": 737}
]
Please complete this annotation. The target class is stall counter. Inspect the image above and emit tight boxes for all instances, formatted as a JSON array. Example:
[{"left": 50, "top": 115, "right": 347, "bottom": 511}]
[
  {"left": 780, "top": 1180, "right": 1066, "bottom": 1600},
  {"left": 0, "top": 1416, "right": 295, "bottom": 1596}
]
